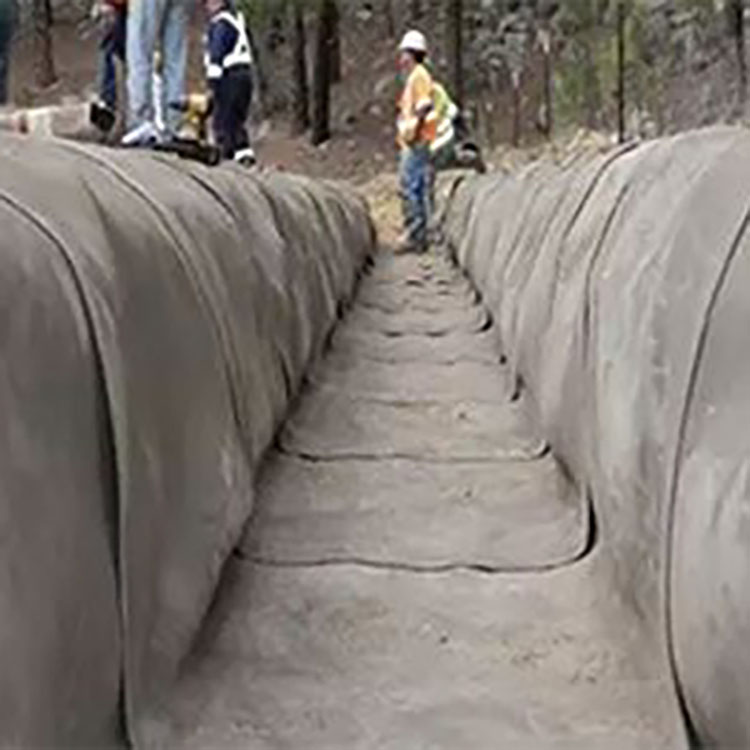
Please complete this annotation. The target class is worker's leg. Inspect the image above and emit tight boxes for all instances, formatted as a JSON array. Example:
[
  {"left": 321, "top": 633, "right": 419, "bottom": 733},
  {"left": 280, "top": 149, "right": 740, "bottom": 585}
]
[
  {"left": 160, "top": 0, "right": 191, "bottom": 138},
  {"left": 230, "top": 70, "right": 254, "bottom": 163},
  {"left": 213, "top": 78, "right": 234, "bottom": 161},
  {"left": 400, "top": 146, "right": 430, "bottom": 252},
  {"left": 112, "top": 6, "right": 127, "bottom": 63},
  {"left": 98, "top": 16, "right": 118, "bottom": 110},
  {"left": 427, "top": 157, "right": 436, "bottom": 223},
  {"left": 125, "top": 0, "right": 163, "bottom": 131},
  {"left": 415, "top": 148, "right": 430, "bottom": 252}
]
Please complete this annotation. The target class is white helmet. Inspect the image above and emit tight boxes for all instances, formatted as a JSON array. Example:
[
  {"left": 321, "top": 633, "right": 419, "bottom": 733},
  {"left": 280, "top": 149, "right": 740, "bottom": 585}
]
[{"left": 399, "top": 30, "right": 428, "bottom": 54}]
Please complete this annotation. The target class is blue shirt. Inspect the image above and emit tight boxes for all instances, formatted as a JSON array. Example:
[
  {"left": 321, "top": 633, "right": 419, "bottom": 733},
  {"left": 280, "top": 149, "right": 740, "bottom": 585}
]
[{"left": 205, "top": 10, "right": 253, "bottom": 83}]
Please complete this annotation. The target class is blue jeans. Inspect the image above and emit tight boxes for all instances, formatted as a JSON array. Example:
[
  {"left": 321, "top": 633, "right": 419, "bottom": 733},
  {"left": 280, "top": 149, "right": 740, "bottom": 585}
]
[
  {"left": 399, "top": 145, "right": 431, "bottom": 251},
  {"left": 126, "top": 0, "right": 192, "bottom": 135},
  {"left": 99, "top": 6, "right": 126, "bottom": 110}
]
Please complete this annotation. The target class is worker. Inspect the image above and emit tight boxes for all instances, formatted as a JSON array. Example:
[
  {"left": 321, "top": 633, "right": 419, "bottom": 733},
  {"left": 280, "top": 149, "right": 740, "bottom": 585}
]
[
  {"left": 396, "top": 29, "right": 437, "bottom": 254},
  {"left": 92, "top": 0, "right": 127, "bottom": 122},
  {"left": 123, "top": 0, "right": 192, "bottom": 146},
  {"left": 204, "top": 0, "right": 255, "bottom": 165},
  {"left": 0, "top": 0, "right": 17, "bottom": 106}
]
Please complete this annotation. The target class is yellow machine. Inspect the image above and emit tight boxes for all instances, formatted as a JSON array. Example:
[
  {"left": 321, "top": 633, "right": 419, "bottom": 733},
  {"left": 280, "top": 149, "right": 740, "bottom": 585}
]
[
  {"left": 161, "top": 92, "right": 221, "bottom": 166},
  {"left": 173, "top": 92, "right": 214, "bottom": 142}
]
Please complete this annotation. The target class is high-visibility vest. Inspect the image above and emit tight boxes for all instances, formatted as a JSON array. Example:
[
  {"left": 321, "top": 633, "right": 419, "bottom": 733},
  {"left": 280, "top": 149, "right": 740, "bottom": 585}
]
[
  {"left": 431, "top": 81, "right": 459, "bottom": 155},
  {"left": 218, "top": 11, "right": 253, "bottom": 69},
  {"left": 205, "top": 11, "right": 253, "bottom": 81},
  {"left": 397, "top": 64, "right": 438, "bottom": 148}
]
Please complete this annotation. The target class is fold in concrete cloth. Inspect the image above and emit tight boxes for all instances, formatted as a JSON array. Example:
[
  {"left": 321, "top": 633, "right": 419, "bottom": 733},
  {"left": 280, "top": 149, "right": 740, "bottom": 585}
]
[
  {"left": 242, "top": 452, "right": 587, "bottom": 570},
  {"left": 279, "top": 389, "right": 545, "bottom": 462},
  {"left": 355, "top": 280, "right": 480, "bottom": 313},
  {"left": 330, "top": 324, "right": 502, "bottom": 364},
  {"left": 341, "top": 303, "right": 490, "bottom": 336},
  {"left": 309, "top": 358, "right": 512, "bottom": 403},
  {"left": 0, "top": 134, "right": 374, "bottom": 746}
]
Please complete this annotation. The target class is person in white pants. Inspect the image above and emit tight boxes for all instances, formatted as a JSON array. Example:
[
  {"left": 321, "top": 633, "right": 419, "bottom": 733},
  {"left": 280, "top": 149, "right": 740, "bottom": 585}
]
[{"left": 123, "top": 0, "right": 193, "bottom": 146}]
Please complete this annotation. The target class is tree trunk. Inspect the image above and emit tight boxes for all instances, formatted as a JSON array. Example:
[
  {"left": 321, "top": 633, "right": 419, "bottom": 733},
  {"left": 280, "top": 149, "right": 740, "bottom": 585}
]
[
  {"left": 410, "top": 0, "right": 422, "bottom": 25},
  {"left": 540, "top": 27, "right": 553, "bottom": 138},
  {"left": 291, "top": 0, "right": 310, "bottom": 133},
  {"left": 32, "top": 0, "right": 56, "bottom": 89},
  {"left": 581, "top": 38, "right": 599, "bottom": 130},
  {"left": 729, "top": 0, "right": 747, "bottom": 111},
  {"left": 245, "top": 22, "right": 268, "bottom": 116},
  {"left": 446, "top": 0, "right": 464, "bottom": 104},
  {"left": 311, "top": 0, "right": 335, "bottom": 145},
  {"left": 616, "top": 0, "right": 626, "bottom": 143},
  {"left": 511, "top": 70, "right": 521, "bottom": 147},
  {"left": 330, "top": 0, "right": 341, "bottom": 84},
  {"left": 384, "top": 0, "right": 396, "bottom": 37}
]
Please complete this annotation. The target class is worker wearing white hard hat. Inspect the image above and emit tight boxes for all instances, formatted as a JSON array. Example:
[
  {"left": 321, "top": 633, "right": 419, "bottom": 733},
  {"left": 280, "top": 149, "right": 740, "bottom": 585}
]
[
  {"left": 395, "top": 29, "right": 437, "bottom": 254},
  {"left": 399, "top": 29, "right": 427, "bottom": 54}
]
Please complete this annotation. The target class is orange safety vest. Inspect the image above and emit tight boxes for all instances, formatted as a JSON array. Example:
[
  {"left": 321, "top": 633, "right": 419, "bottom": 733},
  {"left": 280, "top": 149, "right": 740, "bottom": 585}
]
[{"left": 397, "top": 63, "right": 438, "bottom": 149}]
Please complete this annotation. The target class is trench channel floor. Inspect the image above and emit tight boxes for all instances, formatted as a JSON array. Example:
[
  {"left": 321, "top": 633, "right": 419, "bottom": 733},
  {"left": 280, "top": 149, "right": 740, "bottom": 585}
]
[{"left": 145, "top": 251, "right": 687, "bottom": 749}]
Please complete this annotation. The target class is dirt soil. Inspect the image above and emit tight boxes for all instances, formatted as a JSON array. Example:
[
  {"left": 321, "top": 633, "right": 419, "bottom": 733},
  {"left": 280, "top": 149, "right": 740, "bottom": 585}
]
[{"left": 6, "top": 12, "right": 398, "bottom": 183}]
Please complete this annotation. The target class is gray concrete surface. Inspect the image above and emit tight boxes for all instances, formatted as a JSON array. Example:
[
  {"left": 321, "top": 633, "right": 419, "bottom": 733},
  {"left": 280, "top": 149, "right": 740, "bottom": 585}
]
[
  {"left": 0, "top": 134, "right": 374, "bottom": 746},
  {"left": 143, "top": 252, "right": 687, "bottom": 749},
  {"left": 442, "top": 127, "right": 750, "bottom": 747}
]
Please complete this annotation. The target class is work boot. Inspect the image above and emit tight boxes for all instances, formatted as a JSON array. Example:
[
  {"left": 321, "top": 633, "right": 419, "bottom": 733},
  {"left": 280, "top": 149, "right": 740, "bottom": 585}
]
[
  {"left": 121, "top": 121, "right": 161, "bottom": 148},
  {"left": 395, "top": 231, "right": 429, "bottom": 255},
  {"left": 394, "top": 233, "right": 416, "bottom": 254},
  {"left": 234, "top": 148, "right": 257, "bottom": 168},
  {"left": 90, "top": 100, "right": 116, "bottom": 134}
]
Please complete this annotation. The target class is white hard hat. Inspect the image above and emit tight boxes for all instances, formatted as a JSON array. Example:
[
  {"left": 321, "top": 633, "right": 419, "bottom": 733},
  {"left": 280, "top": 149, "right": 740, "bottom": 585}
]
[{"left": 399, "top": 30, "right": 428, "bottom": 54}]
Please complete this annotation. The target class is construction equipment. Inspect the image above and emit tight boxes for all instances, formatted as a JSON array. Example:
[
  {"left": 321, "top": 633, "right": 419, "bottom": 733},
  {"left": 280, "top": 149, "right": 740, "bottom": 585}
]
[
  {"left": 154, "top": 93, "right": 221, "bottom": 166},
  {"left": 90, "top": 91, "right": 222, "bottom": 167}
]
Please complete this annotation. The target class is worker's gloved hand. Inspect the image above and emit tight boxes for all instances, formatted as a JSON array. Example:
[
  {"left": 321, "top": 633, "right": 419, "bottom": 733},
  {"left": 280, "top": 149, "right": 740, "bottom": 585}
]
[{"left": 90, "top": 0, "right": 114, "bottom": 23}]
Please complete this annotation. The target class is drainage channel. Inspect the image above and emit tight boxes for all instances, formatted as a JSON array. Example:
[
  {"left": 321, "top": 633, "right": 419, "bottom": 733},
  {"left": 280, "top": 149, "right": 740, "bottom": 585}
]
[{"left": 142, "top": 250, "right": 686, "bottom": 750}]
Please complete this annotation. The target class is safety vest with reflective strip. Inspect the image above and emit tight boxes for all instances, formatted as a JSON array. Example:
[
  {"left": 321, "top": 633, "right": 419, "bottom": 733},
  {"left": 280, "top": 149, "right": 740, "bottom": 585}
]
[
  {"left": 431, "top": 81, "right": 459, "bottom": 154},
  {"left": 205, "top": 10, "right": 253, "bottom": 81},
  {"left": 397, "top": 64, "right": 438, "bottom": 148}
]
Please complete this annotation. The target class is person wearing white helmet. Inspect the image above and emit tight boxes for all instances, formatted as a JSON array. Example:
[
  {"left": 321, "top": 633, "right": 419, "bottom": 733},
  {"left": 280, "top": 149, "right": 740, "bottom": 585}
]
[{"left": 396, "top": 29, "right": 437, "bottom": 254}]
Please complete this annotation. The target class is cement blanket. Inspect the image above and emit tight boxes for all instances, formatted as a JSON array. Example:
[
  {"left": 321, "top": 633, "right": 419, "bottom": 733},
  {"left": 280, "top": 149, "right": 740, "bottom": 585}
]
[
  {"left": 243, "top": 451, "right": 586, "bottom": 570},
  {"left": 309, "top": 358, "right": 512, "bottom": 403},
  {"left": 0, "top": 134, "right": 374, "bottom": 745},
  {"left": 143, "top": 252, "right": 676, "bottom": 750},
  {"left": 280, "top": 389, "right": 545, "bottom": 461},
  {"left": 442, "top": 126, "right": 750, "bottom": 747}
]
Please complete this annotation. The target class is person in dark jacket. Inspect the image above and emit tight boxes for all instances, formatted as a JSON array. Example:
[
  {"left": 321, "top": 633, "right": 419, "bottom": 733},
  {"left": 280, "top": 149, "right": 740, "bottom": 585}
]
[
  {"left": 204, "top": 0, "right": 255, "bottom": 165},
  {"left": 0, "top": 0, "right": 17, "bottom": 106}
]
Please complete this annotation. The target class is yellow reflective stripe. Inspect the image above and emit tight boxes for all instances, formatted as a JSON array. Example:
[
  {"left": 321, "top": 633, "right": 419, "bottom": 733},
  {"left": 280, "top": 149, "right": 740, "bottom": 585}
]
[{"left": 431, "top": 124, "right": 455, "bottom": 153}]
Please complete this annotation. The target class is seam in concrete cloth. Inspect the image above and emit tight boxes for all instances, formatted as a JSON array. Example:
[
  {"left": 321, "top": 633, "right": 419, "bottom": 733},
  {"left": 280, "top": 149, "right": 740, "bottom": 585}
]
[
  {"left": 238, "top": 489, "right": 596, "bottom": 577},
  {"left": 277, "top": 441, "right": 551, "bottom": 464}
]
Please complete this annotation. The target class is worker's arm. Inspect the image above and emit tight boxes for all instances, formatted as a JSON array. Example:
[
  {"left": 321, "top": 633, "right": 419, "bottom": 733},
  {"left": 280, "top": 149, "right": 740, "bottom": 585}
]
[
  {"left": 412, "top": 100, "right": 433, "bottom": 140},
  {"left": 409, "top": 68, "right": 434, "bottom": 143},
  {"left": 205, "top": 19, "right": 236, "bottom": 90}
]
